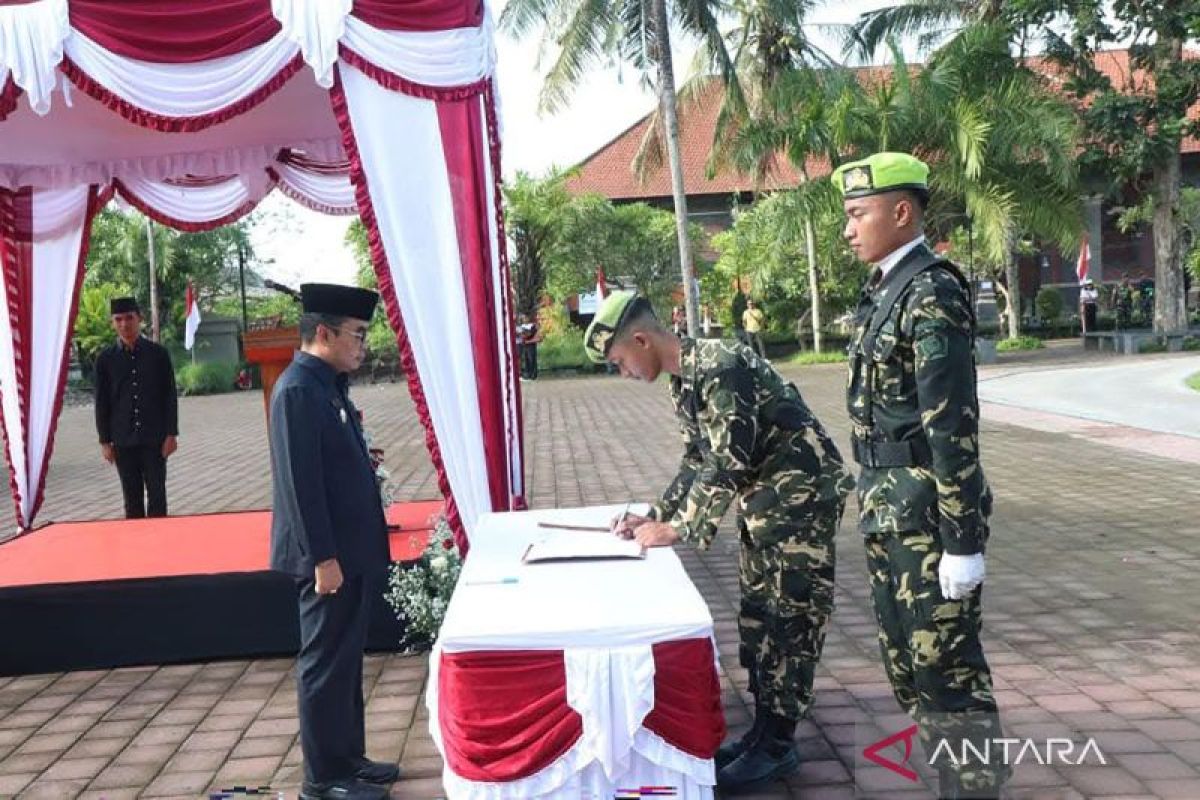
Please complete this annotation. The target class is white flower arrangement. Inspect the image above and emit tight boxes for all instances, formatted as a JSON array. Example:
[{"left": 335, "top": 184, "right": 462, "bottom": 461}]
[{"left": 384, "top": 515, "right": 462, "bottom": 651}]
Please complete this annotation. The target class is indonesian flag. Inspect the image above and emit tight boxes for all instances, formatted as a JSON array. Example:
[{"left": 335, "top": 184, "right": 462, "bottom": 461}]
[
  {"left": 1075, "top": 234, "right": 1090, "bottom": 284},
  {"left": 184, "top": 282, "right": 202, "bottom": 351},
  {"left": 596, "top": 266, "right": 609, "bottom": 299}
]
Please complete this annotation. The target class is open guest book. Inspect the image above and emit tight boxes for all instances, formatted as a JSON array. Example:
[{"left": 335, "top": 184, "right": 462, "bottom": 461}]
[{"left": 522, "top": 530, "right": 646, "bottom": 563}]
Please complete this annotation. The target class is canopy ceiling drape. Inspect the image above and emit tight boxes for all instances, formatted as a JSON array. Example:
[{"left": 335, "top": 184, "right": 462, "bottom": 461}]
[{"left": 0, "top": 0, "right": 524, "bottom": 547}]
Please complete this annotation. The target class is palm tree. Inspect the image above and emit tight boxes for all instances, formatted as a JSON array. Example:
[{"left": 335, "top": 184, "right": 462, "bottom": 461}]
[
  {"left": 500, "top": 0, "right": 735, "bottom": 335},
  {"left": 846, "top": 0, "right": 1011, "bottom": 61},
  {"left": 840, "top": 27, "right": 1083, "bottom": 338}
]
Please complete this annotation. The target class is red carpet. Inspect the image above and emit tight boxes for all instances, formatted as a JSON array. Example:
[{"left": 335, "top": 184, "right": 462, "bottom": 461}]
[{"left": 0, "top": 501, "right": 443, "bottom": 588}]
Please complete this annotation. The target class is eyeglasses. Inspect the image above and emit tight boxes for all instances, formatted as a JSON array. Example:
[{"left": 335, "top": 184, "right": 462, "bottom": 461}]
[{"left": 328, "top": 326, "right": 368, "bottom": 346}]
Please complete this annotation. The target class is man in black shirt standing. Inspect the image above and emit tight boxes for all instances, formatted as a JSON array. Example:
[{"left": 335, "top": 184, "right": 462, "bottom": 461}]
[{"left": 94, "top": 297, "right": 179, "bottom": 519}]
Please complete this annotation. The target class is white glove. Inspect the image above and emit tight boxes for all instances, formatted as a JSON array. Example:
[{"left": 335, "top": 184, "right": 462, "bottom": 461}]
[{"left": 939, "top": 553, "right": 986, "bottom": 600}]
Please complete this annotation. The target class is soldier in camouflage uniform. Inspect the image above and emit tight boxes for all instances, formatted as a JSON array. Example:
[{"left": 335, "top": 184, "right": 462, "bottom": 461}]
[
  {"left": 583, "top": 292, "right": 854, "bottom": 792},
  {"left": 835, "top": 152, "right": 1008, "bottom": 799}
]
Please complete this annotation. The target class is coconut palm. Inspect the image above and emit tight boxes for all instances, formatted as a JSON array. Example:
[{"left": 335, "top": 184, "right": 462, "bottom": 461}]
[{"left": 499, "top": 0, "right": 736, "bottom": 335}]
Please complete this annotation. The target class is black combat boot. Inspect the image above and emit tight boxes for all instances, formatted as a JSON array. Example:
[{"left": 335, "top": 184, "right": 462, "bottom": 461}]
[
  {"left": 714, "top": 705, "right": 767, "bottom": 770},
  {"left": 716, "top": 712, "right": 799, "bottom": 793}
]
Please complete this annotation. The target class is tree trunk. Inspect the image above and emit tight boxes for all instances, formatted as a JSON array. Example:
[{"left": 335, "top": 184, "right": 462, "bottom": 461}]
[
  {"left": 146, "top": 217, "right": 160, "bottom": 342},
  {"left": 652, "top": 0, "right": 698, "bottom": 336},
  {"left": 803, "top": 217, "right": 822, "bottom": 353},
  {"left": 1151, "top": 37, "right": 1189, "bottom": 337},
  {"left": 1004, "top": 253, "right": 1021, "bottom": 339},
  {"left": 1151, "top": 145, "right": 1188, "bottom": 336}
]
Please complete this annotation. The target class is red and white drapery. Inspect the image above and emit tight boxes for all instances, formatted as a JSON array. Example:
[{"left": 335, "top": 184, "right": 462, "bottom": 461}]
[
  {"left": 0, "top": 0, "right": 524, "bottom": 543},
  {"left": 431, "top": 638, "right": 725, "bottom": 798}
]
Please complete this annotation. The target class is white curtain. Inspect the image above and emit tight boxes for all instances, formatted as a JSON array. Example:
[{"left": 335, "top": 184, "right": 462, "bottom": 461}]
[
  {"left": 0, "top": 185, "right": 91, "bottom": 530},
  {"left": 272, "top": 0, "right": 353, "bottom": 89},
  {"left": 340, "top": 17, "right": 493, "bottom": 87},
  {"left": 273, "top": 161, "right": 356, "bottom": 214},
  {"left": 64, "top": 30, "right": 300, "bottom": 118},
  {"left": 117, "top": 174, "right": 269, "bottom": 225},
  {"left": 338, "top": 62, "right": 494, "bottom": 534},
  {"left": 0, "top": 0, "right": 69, "bottom": 114}
]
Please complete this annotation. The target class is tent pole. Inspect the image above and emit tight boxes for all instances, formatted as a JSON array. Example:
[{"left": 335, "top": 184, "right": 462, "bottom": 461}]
[{"left": 146, "top": 217, "right": 160, "bottom": 342}]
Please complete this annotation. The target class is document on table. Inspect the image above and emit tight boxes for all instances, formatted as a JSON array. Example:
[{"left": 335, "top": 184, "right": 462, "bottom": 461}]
[{"left": 522, "top": 530, "right": 646, "bottom": 563}]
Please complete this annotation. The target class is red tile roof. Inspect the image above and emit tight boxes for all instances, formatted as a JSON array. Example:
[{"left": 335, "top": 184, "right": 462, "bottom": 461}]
[{"left": 567, "top": 49, "right": 1199, "bottom": 202}]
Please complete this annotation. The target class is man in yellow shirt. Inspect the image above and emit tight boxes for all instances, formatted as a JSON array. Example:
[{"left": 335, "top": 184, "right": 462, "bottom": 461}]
[{"left": 742, "top": 299, "right": 766, "bottom": 357}]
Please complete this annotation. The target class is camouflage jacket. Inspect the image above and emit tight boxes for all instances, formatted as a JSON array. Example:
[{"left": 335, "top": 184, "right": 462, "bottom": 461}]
[
  {"left": 649, "top": 338, "right": 853, "bottom": 550},
  {"left": 847, "top": 244, "right": 992, "bottom": 554}
]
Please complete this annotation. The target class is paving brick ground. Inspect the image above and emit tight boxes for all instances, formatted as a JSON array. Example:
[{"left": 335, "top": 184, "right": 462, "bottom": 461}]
[{"left": 2, "top": 344, "right": 1199, "bottom": 798}]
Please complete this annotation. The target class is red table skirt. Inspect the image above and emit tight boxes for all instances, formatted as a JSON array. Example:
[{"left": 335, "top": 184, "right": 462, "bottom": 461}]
[{"left": 439, "top": 637, "right": 725, "bottom": 782}]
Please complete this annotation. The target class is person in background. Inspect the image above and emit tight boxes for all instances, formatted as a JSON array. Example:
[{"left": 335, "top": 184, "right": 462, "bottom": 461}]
[
  {"left": 1079, "top": 280, "right": 1099, "bottom": 334},
  {"left": 742, "top": 299, "right": 767, "bottom": 358},
  {"left": 94, "top": 297, "right": 178, "bottom": 519},
  {"left": 671, "top": 305, "right": 686, "bottom": 336},
  {"left": 516, "top": 313, "right": 542, "bottom": 380}
]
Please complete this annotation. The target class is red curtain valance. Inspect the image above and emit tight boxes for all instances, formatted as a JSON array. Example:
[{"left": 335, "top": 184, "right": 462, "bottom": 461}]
[{"left": 69, "top": 0, "right": 281, "bottom": 64}]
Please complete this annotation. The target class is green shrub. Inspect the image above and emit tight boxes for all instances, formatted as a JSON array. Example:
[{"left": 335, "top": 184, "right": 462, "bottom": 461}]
[
  {"left": 780, "top": 350, "right": 849, "bottom": 365},
  {"left": 997, "top": 336, "right": 1045, "bottom": 352},
  {"left": 1035, "top": 287, "right": 1064, "bottom": 322},
  {"left": 176, "top": 362, "right": 239, "bottom": 396},
  {"left": 1182, "top": 336, "right": 1200, "bottom": 352},
  {"left": 537, "top": 326, "right": 590, "bottom": 371},
  {"left": 1138, "top": 339, "right": 1168, "bottom": 354}
]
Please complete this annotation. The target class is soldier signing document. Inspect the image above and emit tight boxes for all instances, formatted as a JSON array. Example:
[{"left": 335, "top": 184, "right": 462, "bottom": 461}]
[
  {"left": 836, "top": 152, "right": 1008, "bottom": 799},
  {"left": 584, "top": 291, "right": 854, "bottom": 792}
]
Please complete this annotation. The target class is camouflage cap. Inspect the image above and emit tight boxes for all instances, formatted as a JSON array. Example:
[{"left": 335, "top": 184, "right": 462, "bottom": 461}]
[
  {"left": 831, "top": 152, "right": 929, "bottom": 199},
  {"left": 583, "top": 290, "right": 652, "bottom": 363}
]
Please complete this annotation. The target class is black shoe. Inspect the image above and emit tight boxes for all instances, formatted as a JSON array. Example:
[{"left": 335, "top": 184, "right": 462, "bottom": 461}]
[
  {"left": 299, "top": 778, "right": 388, "bottom": 800},
  {"left": 352, "top": 757, "right": 401, "bottom": 784},
  {"left": 714, "top": 711, "right": 766, "bottom": 770},
  {"left": 716, "top": 714, "right": 799, "bottom": 794}
]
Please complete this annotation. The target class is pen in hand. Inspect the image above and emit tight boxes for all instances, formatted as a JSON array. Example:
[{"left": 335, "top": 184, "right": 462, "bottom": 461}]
[{"left": 611, "top": 502, "right": 631, "bottom": 537}]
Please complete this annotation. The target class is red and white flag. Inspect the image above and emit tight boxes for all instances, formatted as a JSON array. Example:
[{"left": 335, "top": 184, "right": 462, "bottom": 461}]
[
  {"left": 1075, "top": 234, "right": 1090, "bottom": 284},
  {"left": 184, "top": 282, "right": 202, "bottom": 351},
  {"left": 596, "top": 266, "right": 609, "bottom": 299}
]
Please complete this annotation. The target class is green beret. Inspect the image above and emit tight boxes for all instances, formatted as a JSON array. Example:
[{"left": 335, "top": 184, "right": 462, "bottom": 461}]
[
  {"left": 582, "top": 290, "right": 652, "bottom": 363},
  {"left": 831, "top": 152, "right": 929, "bottom": 199}
]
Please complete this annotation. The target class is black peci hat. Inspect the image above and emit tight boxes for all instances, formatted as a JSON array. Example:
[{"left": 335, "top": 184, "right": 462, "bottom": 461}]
[
  {"left": 110, "top": 297, "right": 139, "bottom": 315},
  {"left": 300, "top": 283, "right": 379, "bottom": 322}
]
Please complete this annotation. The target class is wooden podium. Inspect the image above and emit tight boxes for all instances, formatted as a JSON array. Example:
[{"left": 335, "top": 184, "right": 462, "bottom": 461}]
[{"left": 242, "top": 325, "right": 299, "bottom": 419}]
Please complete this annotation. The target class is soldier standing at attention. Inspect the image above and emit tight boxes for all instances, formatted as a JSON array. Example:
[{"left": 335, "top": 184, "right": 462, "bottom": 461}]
[
  {"left": 836, "top": 152, "right": 1007, "bottom": 799},
  {"left": 587, "top": 291, "right": 854, "bottom": 792}
]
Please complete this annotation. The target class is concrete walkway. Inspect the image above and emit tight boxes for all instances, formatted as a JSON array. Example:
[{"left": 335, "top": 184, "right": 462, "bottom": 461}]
[
  {"left": 980, "top": 354, "right": 1200, "bottom": 438},
  {"left": 1, "top": 349, "right": 1199, "bottom": 798}
]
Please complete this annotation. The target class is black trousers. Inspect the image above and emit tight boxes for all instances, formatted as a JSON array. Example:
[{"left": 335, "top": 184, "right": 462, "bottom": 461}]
[
  {"left": 296, "top": 572, "right": 376, "bottom": 784},
  {"left": 113, "top": 443, "right": 167, "bottom": 519},
  {"left": 519, "top": 343, "right": 538, "bottom": 379},
  {"left": 1082, "top": 303, "right": 1098, "bottom": 333}
]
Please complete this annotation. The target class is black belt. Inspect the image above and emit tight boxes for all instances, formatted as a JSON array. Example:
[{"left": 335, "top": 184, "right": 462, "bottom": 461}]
[{"left": 851, "top": 436, "right": 932, "bottom": 468}]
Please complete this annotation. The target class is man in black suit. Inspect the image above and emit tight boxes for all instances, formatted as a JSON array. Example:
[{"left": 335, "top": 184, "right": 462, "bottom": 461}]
[
  {"left": 268, "top": 283, "right": 400, "bottom": 800},
  {"left": 94, "top": 297, "right": 178, "bottom": 518}
]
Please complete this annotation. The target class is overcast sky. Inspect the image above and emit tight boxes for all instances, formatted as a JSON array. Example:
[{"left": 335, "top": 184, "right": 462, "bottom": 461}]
[{"left": 249, "top": 0, "right": 906, "bottom": 287}]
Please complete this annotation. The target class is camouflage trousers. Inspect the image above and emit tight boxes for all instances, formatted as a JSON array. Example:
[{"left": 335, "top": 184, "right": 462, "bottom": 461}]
[
  {"left": 738, "top": 498, "right": 843, "bottom": 721},
  {"left": 864, "top": 527, "right": 1010, "bottom": 796}
]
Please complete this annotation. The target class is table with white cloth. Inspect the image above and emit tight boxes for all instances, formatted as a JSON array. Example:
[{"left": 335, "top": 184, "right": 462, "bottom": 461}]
[{"left": 427, "top": 504, "right": 726, "bottom": 799}]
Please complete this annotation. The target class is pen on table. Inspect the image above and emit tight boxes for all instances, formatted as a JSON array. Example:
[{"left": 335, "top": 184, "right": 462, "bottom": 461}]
[{"left": 463, "top": 576, "right": 519, "bottom": 586}]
